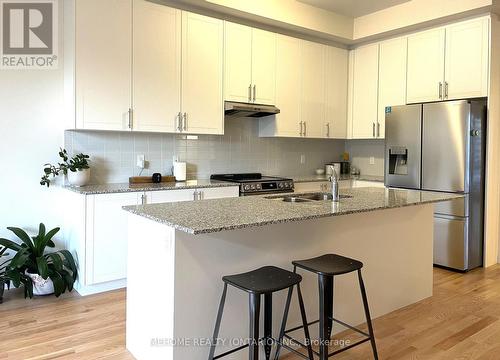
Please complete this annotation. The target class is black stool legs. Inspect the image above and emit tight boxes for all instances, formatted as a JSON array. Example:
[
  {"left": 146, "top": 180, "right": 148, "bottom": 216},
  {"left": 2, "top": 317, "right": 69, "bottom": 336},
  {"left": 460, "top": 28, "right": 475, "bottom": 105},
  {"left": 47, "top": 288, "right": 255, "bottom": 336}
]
[
  {"left": 249, "top": 293, "right": 261, "bottom": 360},
  {"left": 318, "top": 275, "right": 330, "bottom": 360},
  {"left": 209, "top": 284, "right": 228, "bottom": 360},
  {"left": 264, "top": 294, "right": 272, "bottom": 359},
  {"left": 358, "top": 270, "right": 379, "bottom": 360}
]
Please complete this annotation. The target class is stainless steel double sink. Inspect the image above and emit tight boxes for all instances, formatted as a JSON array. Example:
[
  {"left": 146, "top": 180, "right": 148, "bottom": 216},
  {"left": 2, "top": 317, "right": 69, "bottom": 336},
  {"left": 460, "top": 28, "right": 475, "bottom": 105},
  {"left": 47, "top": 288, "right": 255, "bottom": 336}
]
[{"left": 265, "top": 192, "right": 352, "bottom": 203}]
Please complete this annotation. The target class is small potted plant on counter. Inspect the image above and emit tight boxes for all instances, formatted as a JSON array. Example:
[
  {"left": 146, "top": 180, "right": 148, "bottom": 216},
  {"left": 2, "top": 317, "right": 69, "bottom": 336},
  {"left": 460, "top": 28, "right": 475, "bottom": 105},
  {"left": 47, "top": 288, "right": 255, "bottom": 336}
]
[
  {"left": 40, "top": 148, "right": 90, "bottom": 187},
  {"left": 0, "top": 224, "right": 77, "bottom": 297}
]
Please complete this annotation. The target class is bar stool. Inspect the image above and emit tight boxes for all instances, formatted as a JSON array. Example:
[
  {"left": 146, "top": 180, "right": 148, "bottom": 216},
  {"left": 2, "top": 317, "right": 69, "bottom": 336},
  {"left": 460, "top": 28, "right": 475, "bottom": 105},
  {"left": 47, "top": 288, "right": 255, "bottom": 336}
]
[
  {"left": 283, "top": 254, "right": 379, "bottom": 360},
  {"left": 208, "top": 266, "right": 314, "bottom": 360}
]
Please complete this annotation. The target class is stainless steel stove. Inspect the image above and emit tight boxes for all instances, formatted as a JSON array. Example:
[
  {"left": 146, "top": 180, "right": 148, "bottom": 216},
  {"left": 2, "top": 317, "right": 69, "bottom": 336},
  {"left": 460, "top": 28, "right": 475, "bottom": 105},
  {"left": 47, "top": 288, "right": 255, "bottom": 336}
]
[{"left": 210, "top": 173, "right": 294, "bottom": 196}]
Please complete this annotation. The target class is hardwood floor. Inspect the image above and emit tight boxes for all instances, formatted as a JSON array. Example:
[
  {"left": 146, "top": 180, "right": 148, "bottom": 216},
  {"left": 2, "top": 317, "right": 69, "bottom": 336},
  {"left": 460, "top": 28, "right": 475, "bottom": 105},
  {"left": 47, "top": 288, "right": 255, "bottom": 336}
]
[{"left": 2, "top": 266, "right": 500, "bottom": 359}]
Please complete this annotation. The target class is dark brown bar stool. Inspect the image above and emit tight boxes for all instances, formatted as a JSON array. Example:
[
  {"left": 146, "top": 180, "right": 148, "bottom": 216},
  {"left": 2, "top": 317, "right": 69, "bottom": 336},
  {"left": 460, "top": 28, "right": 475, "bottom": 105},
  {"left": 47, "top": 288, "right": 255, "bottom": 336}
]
[
  {"left": 208, "top": 266, "right": 314, "bottom": 360},
  {"left": 283, "top": 254, "right": 379, "bottom": 360}
]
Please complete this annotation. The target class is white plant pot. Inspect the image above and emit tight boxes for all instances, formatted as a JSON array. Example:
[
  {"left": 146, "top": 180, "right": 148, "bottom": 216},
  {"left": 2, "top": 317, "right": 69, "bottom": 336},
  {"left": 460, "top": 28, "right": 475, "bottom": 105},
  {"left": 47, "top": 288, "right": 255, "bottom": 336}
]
[
  {"left": 25, "top": 271, "right": 54, "bottom": 296},
  {"left": 67, "top": 168, "right": 90, "bottom": 187}
]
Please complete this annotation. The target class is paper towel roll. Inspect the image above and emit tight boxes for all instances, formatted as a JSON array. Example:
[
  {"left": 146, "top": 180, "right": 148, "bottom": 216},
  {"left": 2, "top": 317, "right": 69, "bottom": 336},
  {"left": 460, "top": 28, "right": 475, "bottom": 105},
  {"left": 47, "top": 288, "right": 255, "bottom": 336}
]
[{"left": 173, "top": 161, "right": 186, "bottom": 181}]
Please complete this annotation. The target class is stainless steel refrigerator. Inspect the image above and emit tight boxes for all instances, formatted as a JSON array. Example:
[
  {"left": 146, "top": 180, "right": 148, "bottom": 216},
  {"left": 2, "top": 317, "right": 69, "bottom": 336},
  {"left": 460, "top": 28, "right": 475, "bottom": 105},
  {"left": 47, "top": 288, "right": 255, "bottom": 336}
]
[{"left": 384, "top": 99, "right": 486, "bottom": 271}]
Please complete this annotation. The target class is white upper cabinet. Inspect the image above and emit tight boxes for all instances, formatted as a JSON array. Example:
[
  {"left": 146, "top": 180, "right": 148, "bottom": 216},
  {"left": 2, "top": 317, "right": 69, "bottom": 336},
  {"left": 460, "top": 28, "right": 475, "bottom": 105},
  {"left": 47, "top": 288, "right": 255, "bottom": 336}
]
[
  {"left": 259, "top": 35, "right": 302, "bottom": 137},
  {"left": 251, "top": 28, "right": 277, "bottom": 105},
  {"left": 224, "top": 23, "right": 276, "bottom": 105},
  {"left": 325, "top": 46, "right": 348, "bottom": 138},
  {"left": 133, "top": 1, "right": 181, "bottom": 133},
  {"left": 378, "top": 36, "right": 407, "bottom": 138},
  {"left": 181, "top": 12, "right": 224, "bottom": 134},
  {"left": 224, "top": 22, "right": 252, "bottom": 103},
  {"left": 407, "top": 17, "right": 489, "bottom": 103},
  {"left": 407, "top": 27, "right": 446, "bottom": 103},
  {"left": 351, "top": 43, "right": 379, "bottom": 139},
  {"left": 301, "top": 40, "right": 326, "bottom": 138},
  {"left": 75, "top": 0, "right": 132, "bottom": 130},
  {"left": 445, "top": 17, "right": 489, "bottom": 100}
]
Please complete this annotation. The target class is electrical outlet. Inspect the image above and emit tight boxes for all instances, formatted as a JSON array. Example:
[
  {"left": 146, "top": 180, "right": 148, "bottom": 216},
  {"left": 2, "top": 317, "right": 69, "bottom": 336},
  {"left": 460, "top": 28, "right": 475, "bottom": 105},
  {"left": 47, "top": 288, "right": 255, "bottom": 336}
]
[
  {"left": 300, "top": 154, "right": 306, "bottom": 164},
  {"left": 137, "top": 154, "right": 145, "bottom": 169},
  {"left": 369, "top": 156, "right": 375, "bottom": 165}
]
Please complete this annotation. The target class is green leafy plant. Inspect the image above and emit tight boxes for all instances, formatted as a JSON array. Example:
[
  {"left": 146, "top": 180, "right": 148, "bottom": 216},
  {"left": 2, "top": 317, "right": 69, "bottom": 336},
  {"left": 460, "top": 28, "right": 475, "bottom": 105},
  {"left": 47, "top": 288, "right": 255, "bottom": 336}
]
[
  {"left": 0, "top": 242, "right": 33, "bottom": 299},
  {"left": 0, "top": 224, "right": 77, "bottom": 298},
  {"left": 40, "top": 148, "right": 90, "bottom": 187}
]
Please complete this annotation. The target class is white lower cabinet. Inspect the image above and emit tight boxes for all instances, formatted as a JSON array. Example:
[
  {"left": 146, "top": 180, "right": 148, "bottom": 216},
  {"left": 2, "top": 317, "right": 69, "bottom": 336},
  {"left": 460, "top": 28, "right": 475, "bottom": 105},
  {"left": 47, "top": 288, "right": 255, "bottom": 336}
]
[
  {"left": 67, "top": 186, "right": 239, "bottom": 295},
  {"left": 86, "top": 193, "right": 138, "bottom": 285},
  {"left": 294, "top": 180, "right": 384, "bottom": 192}
]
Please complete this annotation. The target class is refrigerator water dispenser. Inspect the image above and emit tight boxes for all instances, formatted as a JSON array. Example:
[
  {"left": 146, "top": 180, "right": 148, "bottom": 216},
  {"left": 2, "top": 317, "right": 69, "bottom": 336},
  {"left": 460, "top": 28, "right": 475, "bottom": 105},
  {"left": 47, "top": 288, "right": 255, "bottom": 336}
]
[{"left": 388, "top": 147, "right": 408, "bottom": 175}]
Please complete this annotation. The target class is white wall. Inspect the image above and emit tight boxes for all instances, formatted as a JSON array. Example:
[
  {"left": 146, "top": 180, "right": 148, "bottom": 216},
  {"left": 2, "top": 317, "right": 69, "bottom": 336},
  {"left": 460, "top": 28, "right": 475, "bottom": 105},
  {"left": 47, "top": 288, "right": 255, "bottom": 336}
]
[{"left": 0, "top": 1, "right": 65, "bottom": 239}]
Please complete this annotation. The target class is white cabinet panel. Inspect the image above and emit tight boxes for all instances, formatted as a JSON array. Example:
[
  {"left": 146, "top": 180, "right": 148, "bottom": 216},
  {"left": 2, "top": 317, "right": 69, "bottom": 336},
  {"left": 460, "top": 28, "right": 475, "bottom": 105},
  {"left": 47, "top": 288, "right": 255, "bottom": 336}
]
[
  {"left": 251, "top": 28, "right": 276, "bottom": 105},
  {"left": 407, "top": 27, "right": 445, "bottom": 103},
  {"left": 198, "top": 186, "right": 240, "bottom": 199},
  {"left": 325, "top": 46, "right": 348, "bottom": 139},
  {"left": 260, "top": 35, "right": 302, "bottom": 137},
  {"left": 351, "top": 43, "right": 379, "bottom": 139},
  {"left": 301, "top": 40, "right": 326, "bottom": 138},
  {"left": 378, "top": 37, "right": 407, "bottom": 139},
  {"left": 75, "top": 0, "right": 131, "bottom": 130},
  {"left": 224, "top": 22, "right": 252, "bottom": 103},
  {"left": 133, "top": 1, "right": 181, "bottom": 132},
  {"left": 86, "top": 193, "right": 138, "bottom": 285},
  {"left": 148, "top": 189, "right": 196, "bottom": 203},
  {"left": 445, "top": 17, "right": 489, "bottom": 100},
  {"left": 181, "top": 12, "right": 224, "bottom": 134}
]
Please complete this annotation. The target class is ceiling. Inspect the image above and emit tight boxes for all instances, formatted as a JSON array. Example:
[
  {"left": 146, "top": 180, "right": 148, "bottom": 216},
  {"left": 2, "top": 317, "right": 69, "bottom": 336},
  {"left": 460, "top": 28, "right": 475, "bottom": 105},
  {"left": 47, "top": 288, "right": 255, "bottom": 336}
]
[{"left": 297, "top": 0, "right": 412, "bottom": 18}]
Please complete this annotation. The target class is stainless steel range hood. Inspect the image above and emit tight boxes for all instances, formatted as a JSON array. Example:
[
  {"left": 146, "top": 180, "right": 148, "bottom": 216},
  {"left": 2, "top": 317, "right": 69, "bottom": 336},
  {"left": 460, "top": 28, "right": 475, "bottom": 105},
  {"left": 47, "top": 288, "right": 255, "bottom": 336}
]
[{"left": 224, "top": 101, "right": 280, "bottom": 118}]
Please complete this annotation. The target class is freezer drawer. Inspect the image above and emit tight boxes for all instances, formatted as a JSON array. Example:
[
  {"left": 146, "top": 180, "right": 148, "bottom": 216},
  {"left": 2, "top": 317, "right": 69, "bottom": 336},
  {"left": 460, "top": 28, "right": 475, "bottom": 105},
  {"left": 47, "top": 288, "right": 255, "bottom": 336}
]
[
  {"left": 434, "top": 195, "right": 468, "bottom": 217},
  {"left": 433, "top": 215, "right": 468, "bottom": 271}
]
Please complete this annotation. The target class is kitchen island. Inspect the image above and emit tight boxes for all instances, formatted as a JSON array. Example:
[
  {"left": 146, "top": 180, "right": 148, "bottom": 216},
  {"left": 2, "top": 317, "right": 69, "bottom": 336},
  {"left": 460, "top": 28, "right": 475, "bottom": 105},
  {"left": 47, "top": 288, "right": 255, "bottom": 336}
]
[{"left": 123, "top": 187, "right": 461, "bottom": 360}]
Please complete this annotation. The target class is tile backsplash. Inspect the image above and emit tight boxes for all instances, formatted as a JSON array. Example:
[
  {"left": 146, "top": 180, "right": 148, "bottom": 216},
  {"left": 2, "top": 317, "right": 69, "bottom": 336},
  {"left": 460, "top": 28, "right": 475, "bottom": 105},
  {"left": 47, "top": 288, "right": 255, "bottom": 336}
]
[
  {"left": 65, "top": 118, "right": 346, "bottom": 184},
  {"left": 345, "top": 139, "right": 385, "bottom": 176}
]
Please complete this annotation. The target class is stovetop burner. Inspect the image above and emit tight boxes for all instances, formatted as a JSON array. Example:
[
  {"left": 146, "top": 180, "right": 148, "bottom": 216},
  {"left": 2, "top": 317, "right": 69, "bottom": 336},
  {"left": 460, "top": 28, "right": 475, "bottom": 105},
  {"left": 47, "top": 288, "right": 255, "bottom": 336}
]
[{"left": 210, "top": 173, "right": 294, "bottom": 195}]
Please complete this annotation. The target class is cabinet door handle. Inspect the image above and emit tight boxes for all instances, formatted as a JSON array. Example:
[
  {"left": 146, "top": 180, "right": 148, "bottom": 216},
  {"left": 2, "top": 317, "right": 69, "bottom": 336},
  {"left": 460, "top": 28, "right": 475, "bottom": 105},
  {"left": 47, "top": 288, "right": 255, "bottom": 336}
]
[
  {"left": 183, "top": 112, "right": 187, "bottom": 131},
  {"left": 248, "top": 84, "right": 252, "bottom": 102},
  {"left": 128, "top": 108, "right": 133, "bottom": 129},
  {"left": 439, "top": 82, "right": 443, "bottom": 99},
  {"left": 377, "top": 123, "right": 380, "bottom": 138},
  {"left": 176, "top": 112, "right": 182, "bottom": 132},
  {"left": 141, "top": 194, "right": 146, "bottom": 205},
  {"left": 444, "top": 82, "right": 449, "bottom": 99},
  {"left": 303, "top": 121, "right": 306, "bottom": 137},
  {"left": 299, "top": 121, "right": 303, "bottom": 136},
  {"left": 372, "top": 122, "right": 375, "bottom": 137},
  {"left": 193, "top": 191, "right": 198, "bottom": 201},
  {"left": 253, "top": 85, "right": 256, "bottom": 102},
  {"left": 326, "top": 123, "right": 330, "bottom": 138},
  {"left": 199, "top": 191, "right": 203, "bottom": 200}
]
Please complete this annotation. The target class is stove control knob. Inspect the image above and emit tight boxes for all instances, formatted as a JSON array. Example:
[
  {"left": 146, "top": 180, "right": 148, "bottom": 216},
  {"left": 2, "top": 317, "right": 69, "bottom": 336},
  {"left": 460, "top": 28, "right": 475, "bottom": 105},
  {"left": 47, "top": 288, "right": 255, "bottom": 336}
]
[
  {"left": 250, "top": 184, "right": 256, "bottom": 190},
  {"left": 244, "top": 184, "right": 251, "bottom": 191},
  {"left": 278, "top": 182, "right": 284, "bottom": 189},
  {"left": 256, "top": 184, "right": 262, "bottom": 190}
]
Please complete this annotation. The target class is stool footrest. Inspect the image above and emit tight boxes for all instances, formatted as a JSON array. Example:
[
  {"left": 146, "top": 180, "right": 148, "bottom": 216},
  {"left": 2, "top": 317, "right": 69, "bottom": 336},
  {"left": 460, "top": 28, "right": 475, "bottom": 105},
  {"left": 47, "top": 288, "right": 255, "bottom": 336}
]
[
  {"left": 331, "top": 317, "right": 370, "bottom": 338},
  {"left": 285, "top": 319, "right": 320, "bottom": 334}
]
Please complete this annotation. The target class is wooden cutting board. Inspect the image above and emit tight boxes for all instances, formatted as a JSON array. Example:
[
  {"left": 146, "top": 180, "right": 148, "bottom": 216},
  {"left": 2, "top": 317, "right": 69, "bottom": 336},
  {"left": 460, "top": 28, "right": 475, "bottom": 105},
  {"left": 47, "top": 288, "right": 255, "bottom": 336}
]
[{"left": 129, "top": 175, "right": 176, "bottom": 184}]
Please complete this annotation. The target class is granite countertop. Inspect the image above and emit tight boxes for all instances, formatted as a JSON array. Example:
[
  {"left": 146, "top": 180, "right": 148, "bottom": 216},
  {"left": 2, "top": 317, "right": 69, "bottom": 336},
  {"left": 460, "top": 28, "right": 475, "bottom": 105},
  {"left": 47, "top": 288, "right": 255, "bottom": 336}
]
[
  {"left": 289, "top": 174, "right": 385, "bottom": 183},
  {"left": 123, "top": 187, "right": 462, "bottom": 235},
  {"left": 63, "top": 179, "right": 237, "bottom": 195}
]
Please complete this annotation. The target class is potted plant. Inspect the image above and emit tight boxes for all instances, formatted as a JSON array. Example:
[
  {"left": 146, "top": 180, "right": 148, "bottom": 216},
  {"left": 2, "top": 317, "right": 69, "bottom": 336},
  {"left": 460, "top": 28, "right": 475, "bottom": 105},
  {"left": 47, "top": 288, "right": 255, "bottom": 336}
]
[
  {"left": 40, "top": 148, "right": 90, "bottom": 187},
  {"left": 0, "top": 245, "right": 9, "bottom": 303},
  {"left": 0, "top": 241, "right": 33, "bottom": 300},
  {"left": 0, "top": 224, "right": 77, "bottom": 297}
]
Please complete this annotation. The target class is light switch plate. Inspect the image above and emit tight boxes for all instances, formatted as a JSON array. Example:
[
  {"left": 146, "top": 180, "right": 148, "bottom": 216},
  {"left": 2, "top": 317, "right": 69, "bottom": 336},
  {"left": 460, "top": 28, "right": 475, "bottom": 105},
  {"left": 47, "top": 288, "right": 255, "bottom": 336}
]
[
  {"left": 137, "top": 154, "right": 145, "bottom": 169},
  {"left": 300, "top": 154, "right": 306, "bottom": 164},
  {"left": 369, "top": 156, "right": 375, "bottom": 165}
]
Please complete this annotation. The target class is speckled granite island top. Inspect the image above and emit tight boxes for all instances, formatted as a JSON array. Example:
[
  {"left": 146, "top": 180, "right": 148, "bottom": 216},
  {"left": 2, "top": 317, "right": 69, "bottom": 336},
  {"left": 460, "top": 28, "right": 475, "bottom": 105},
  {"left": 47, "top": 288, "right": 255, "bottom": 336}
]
[
  {"left": 63, "top": 179, "right": 236, "bottom": 195},
  {"left": 123, "top": 187, "right": 463, "bottom": 235}
]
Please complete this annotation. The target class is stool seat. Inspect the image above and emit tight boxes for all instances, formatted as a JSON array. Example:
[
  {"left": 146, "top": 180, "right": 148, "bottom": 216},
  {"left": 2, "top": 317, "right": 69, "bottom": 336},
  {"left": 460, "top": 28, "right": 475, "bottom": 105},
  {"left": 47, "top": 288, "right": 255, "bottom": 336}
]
[
  {"left": 293, "top": 254, "right": 363, "bottom": 276},
  {"left": 223, "top": 266, "right": 302, "bottom": 294}
]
